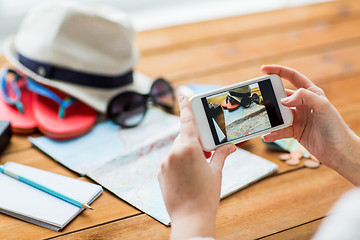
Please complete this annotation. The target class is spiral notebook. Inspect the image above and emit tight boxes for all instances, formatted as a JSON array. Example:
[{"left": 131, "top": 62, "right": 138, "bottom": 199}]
[{"left": 0, "top": 162, "right": 103, "bottom": 231}]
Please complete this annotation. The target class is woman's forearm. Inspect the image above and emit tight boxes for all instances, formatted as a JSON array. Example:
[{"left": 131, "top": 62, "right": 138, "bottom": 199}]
[
  {"left": 332, "top": 128, "right": 360, "bottom": 186},
  {"left": 170, "top": 212, "right": 216, "bottom": 240}
]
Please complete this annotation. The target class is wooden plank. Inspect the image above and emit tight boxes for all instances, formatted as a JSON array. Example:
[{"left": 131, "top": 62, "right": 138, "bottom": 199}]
[
  {"left": 259, "top": 218, "right": 323, "bottom": 240},
  {"left": 136, "top": 0, "right": 360, "bottom": 54},
  {"left": 0, "top": 148, "right": 140, "bottom": 240},
  {"left": 215, "top": 166, "right": 353, "bottom": 239},
  {"left": 320, "top": 75, "right": 360, "bottom": 135},
  {"left": 2, "top": 135, "right": 31, "bottom": 154},
  {"left": 49, "top": 214, "right": 169, "bottom": 240},
  {"left": 2, "top": 134, "right": 41, "bottom": 155},
  {"left": 172, "top": 42, "right": 360, "bottom": 92},
  {"left": 136, "top": 17, "right": 360, "bottom": 79},
  {"left": 49, "top": 166, "right": 353, "bottom": 240}
]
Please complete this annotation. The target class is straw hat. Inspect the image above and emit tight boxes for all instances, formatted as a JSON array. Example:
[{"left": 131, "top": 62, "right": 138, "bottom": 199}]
[
  {"left": 228, "top": 85, "right": 251, "bottom": 103},
  {"left": 3, "top": 1, "right": 152, "bottom": 113}
]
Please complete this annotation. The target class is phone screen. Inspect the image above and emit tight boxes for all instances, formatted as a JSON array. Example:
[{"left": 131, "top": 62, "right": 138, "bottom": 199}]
[{"left": 201, "top": 79, "right": 284, "bottom": 145}]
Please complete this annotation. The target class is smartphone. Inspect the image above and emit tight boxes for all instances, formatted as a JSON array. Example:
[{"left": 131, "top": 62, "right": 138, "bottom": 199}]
[{"left": 190, "top": 74, "right": 293, "bottom": 151}]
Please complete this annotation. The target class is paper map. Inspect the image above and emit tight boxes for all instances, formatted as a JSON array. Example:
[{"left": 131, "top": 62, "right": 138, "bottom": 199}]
[
  {"left": 225, "top": 102, "right": 271, "bottom": 141},
  {"left": 30, "top": 107, "right": 278, "bottom": 225},
  {"left": 29, "top": 108, "right": 180, "bottom": 175}
]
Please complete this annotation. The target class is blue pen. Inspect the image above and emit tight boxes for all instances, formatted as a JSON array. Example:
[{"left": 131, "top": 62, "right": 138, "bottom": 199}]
[{"left": 0, "top": 165, "right": 93, "bottom": 210}]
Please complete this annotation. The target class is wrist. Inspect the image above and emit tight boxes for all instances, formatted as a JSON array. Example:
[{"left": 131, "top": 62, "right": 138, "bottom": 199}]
[
  {"left": 170, "top": 211, "right": 216, "bottom": 240},
  {"left": 332, "top": 128, "right": 360, "bottom": 186}
]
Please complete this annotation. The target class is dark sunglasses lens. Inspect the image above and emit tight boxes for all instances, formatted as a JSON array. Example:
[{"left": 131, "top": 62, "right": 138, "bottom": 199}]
[
  {"left": 108, "top": 92, "right": 146, "bottom": 127},
  {"left": 151, "top": 79, "right": 174, "bottom": 109}
]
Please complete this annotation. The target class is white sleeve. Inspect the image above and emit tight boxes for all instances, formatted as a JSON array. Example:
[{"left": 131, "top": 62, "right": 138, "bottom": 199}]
[{"left": 312, "top": 188, "right": 360, "bottom": 240}]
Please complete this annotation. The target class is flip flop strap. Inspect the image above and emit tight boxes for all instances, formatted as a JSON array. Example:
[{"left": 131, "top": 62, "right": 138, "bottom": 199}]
[
  {"left": 26, "top": 78, "right": 76, "bottom": 119},
  {"left": 0, "top": 67, "right": 25, "bottom": 114}
]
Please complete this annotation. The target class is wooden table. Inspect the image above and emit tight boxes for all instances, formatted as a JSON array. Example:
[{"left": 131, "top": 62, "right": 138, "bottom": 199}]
[{"left": 1, "top": 0, "right": 359, "bottom": 239}]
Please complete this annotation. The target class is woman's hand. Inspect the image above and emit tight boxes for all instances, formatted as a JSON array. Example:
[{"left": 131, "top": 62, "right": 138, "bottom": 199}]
[
  {"left": 262, "top": 65, "right": 360, "bottom": 185},
  {"left": 158, "top": 96, "right": 236, "bottom": 239}
]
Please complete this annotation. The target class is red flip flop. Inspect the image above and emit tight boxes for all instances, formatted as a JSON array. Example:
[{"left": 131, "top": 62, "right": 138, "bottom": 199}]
[
  {"left": 27, "top": 78, "right": 96, "bottom": 139},
  {"left": 221, "top": 99, "right": 228, "bottom": 109},
  {"left": 222, "top": 95, "right": 240, "bottom": 111},
  {"left": 0, "top": 68, "right": 37, "bottom": 134},
  {"left": 226, "top": 102, "right": 240, "bottom": 111}
]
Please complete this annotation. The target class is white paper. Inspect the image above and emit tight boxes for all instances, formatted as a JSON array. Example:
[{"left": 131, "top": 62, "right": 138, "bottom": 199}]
[{"left": 0, "top": 162, "right": 102, "bottom": 230}]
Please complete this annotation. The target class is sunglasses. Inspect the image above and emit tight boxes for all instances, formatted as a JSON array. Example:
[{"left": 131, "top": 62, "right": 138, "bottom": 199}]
[
  {"left": 226, "top": 93, "right": 261, "bottom": 109},
  {"left": 107, "top": 78, "right": 175, "bottom": 128}
]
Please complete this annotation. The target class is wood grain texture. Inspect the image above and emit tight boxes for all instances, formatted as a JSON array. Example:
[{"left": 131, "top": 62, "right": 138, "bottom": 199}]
[
  {"left": 49, "top": 214, "right": 170, "bottom": 240},
  {"left": 1, "top": 134, "right": 35, "bottom": 154},
  {"left": 173, "top": 43, "right": 360, "bottom": 92},
  {"left": 49, "top": 167, "right": 353, "bottom": 240},
  {"left": 136, "top": 0, "right": 360, "bottom": 54},
  {"left": 136, "top": 15, "right": 360, "bottom": 79},
  {"left": 259, "top": 218, "right": 323, "bottom": 240},
  {"left": 214, "top": 166, "right": 353, "bottom": 239}
]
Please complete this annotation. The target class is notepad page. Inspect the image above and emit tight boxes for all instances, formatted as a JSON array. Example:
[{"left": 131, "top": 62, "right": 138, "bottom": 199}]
[
  {"left": 0, "top": 162, "right": 102, "bottom": 229},
  {"left": 5, "top": 162, "right": 102, "bottom": 204},
  {"left": 0, "top": 173, "right": 79, "bottom": 228}
]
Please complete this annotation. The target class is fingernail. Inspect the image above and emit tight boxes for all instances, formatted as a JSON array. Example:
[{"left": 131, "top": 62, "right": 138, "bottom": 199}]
[
  {"left": 262, "top": 134, "right": 272, "bottom": 142},
  {"left": 281, "top": 96, "right": 290, "bottom": 103},
  {"left": 178, "top": 96, "right": 185, "bottom": 103},
  {"left": 230, "top": 145, "right": 237, "bottom": 154}
]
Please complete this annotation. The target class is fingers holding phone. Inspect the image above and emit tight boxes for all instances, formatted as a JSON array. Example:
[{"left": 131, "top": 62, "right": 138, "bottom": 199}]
[
  {"left": 158, "top": 96, "right": 236, "bottom": 239},
  {"left": 261, "top": 65, "right": 356, "bottom": 171},
  {"left": 261, "top": 65, "right": 325, "bottom": 96},
  {"left": 190, "top": 74, "right": 293, "bottom": 151}
]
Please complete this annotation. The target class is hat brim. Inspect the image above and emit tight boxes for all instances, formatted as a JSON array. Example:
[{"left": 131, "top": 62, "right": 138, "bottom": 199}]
[
  {"left": 226, "top": 92, "right": 243, "bottom": 103},
  {"left": 3, "top": 37, "right": 152, "bottom": 113}
]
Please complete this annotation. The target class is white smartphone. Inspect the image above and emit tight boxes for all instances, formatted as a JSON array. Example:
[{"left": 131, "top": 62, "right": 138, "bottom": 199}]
[{"left": 190, "top": 74, "right": 293, "bottom": 151}]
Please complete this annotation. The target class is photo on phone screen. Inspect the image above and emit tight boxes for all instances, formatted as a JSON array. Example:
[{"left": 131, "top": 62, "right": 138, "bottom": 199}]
[{"left": 200, "top": 79, "right": 284, "bottom": 145}]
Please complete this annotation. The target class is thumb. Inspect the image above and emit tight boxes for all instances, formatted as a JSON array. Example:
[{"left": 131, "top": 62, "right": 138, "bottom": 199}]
[
  {"left": 210, "top": 144, "right": 237, "bottom": 172},
  {"left": 281, "top": 88, "right": 321, "bottom": 109}
]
